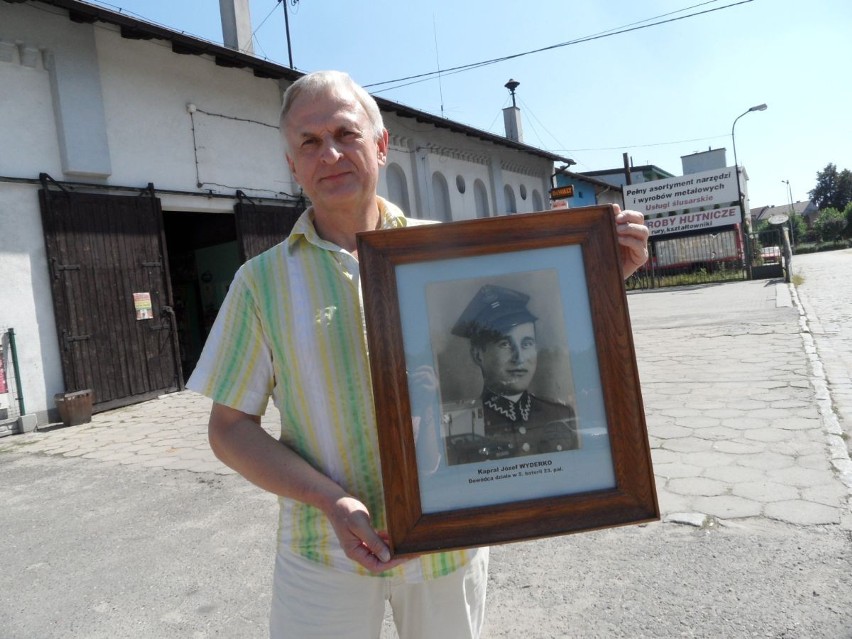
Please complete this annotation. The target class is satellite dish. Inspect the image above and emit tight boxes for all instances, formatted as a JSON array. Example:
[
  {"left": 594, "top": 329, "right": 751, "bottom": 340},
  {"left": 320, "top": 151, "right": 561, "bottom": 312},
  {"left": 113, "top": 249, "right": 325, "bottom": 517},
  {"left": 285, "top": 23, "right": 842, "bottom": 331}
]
[{"left": 767, "top": 213, "right": 789, "bottom": 225}]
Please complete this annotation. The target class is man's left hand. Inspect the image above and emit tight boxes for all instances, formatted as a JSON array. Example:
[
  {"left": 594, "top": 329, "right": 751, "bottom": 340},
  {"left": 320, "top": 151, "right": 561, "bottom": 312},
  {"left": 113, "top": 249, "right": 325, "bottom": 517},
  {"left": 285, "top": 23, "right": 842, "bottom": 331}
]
[{"left": 614, "top": 205, "right": 649, "bottom": 279}]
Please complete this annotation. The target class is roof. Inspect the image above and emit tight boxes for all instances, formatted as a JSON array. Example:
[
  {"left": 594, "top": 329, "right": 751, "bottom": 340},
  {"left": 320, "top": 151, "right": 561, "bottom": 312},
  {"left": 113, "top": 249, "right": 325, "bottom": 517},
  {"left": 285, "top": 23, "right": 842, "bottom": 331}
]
[
  {"left": 556, "top": 169, "right": 622, "bottom": 191},
  {"left": 25, "top": 0, "right": 572, "bottom": 164},
  {"left": 580, "top": 165, "right": 676, "bottom": 180},
  {"left": 750, "top": 201, "right": 815, "bottom": 221}
]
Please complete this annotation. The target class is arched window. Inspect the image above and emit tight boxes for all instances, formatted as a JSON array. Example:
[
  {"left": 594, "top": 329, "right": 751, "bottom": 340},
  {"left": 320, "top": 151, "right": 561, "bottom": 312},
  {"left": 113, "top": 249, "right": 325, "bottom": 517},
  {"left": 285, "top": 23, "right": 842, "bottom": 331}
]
[
  {"left": 386, "top": 163, "right": 411, "bottom": 216},
  {"left": 474, "top": 179, "right": 490, "bottom": 218},
  {"left": 504, "top": 185, "right": 517, "bottom": 214},
  {"left": 532, "top": 190, "right": 544, "bottom": 212},
  {"left": 432, "top": 171, "right": 452, "bottom": 222}
]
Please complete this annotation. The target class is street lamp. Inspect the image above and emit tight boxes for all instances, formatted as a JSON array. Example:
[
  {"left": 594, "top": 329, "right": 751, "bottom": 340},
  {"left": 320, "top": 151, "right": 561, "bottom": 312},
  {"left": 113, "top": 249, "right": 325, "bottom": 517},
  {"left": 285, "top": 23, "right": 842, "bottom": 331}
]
[{"left": 731, "top": 103, "right": 767, "bottom": 279}]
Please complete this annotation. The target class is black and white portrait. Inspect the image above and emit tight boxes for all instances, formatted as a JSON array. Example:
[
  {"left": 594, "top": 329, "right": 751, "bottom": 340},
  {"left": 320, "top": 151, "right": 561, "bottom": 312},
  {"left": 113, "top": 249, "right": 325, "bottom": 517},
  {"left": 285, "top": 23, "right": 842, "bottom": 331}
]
[{"left": 425, "top": 269, "right": 580, "bottom": 466}]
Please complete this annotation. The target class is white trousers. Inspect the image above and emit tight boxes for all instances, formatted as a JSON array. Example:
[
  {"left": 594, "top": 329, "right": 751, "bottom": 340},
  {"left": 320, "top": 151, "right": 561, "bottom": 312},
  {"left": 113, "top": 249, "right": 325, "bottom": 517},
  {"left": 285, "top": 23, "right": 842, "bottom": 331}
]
[{"left": 269, "top": 548, "right": 489, "bottom": 639}]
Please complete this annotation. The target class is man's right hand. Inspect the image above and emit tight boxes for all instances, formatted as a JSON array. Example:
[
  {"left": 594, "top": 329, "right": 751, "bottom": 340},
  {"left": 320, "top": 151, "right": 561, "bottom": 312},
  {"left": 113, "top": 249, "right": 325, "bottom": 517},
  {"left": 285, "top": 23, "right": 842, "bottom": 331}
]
[
  {"left": 325, "top": 495, "right": 410, "bottom": 573},
  {"left": 208, "top": 403, "right": 410, "bottom": 574}
]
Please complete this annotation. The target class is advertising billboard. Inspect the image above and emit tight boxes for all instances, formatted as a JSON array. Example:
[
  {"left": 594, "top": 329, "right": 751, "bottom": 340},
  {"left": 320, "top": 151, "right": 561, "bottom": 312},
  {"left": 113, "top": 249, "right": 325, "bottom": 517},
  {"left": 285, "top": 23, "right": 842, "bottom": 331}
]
[{"left": 623, "top": 167, "right": 741, "bottom": 237}]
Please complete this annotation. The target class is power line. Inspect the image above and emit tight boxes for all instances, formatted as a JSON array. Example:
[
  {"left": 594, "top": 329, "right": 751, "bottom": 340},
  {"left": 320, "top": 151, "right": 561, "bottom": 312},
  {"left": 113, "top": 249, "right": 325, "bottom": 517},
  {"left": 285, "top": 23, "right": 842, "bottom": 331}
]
[
  {"left": 365, "top": 0, "right": 754, "bottom": 93},
  {"left": 553, "top": 134, "right": 730, "bottom": 154}
]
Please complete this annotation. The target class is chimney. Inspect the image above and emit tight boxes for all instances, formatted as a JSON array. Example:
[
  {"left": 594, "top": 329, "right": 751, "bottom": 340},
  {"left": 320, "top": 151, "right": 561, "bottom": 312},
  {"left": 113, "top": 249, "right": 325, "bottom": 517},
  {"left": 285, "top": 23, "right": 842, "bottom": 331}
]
[
  {"left": 220, "top": 0, "right": 254, "bottom": 54},
  {"left": 502, "top": 79, "right": 523, "bottom": 143}
]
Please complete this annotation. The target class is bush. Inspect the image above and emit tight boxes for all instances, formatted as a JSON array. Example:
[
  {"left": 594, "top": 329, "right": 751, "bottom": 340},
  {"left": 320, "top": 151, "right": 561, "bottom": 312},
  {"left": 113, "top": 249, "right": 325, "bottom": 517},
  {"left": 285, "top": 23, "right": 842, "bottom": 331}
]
[{"left": 813, "top": 207, "right": 847, "bottom": 242}]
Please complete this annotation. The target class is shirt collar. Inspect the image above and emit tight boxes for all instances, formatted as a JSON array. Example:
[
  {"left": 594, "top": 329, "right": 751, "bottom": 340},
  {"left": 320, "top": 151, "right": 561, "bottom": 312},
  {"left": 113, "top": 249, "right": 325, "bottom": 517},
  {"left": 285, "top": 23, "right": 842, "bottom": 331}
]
[{"left": 287, "top": 196, "right": 409, "bottom": 251}]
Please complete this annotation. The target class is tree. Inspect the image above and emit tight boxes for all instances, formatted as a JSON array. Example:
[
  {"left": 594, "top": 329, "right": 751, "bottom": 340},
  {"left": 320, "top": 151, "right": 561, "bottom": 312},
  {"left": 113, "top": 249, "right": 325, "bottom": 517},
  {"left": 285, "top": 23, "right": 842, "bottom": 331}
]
[
  {"left": 809, "top": 163, "right": 852, "bottom": 211},
  {"left": 844, "top": 202, "right": 852, "bottom": 239},
  {"left": 813, "top": 207, "right": 846, "bottom": 243}
]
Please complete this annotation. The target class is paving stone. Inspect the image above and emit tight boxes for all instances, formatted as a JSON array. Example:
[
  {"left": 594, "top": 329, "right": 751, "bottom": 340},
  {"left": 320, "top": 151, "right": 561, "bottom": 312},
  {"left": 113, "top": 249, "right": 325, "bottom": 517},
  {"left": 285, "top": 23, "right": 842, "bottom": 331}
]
[
  {"left": 702, "top": 465, "right": 765, "bottom": 484},
  {"left": 764, "top": 500, "right": 840, "bottom": 526},
  {"left": 667, "top": 477, "right": 727, "bottom": 497},
  {"left": 743, "top": 428, "right": 798, "bottom": 443},
  {"left": 692, "top": 495, "right": 762, "bottom": 519},
  {"left": 766, "top": 466, "right": 837, "bottom": 488},
  {"left": 731, "top": 481, "right": 799, "bottom": 502},
  {"left": 653, "top": 462, "right": 702, "bottom": 480},
  {"left": 735, "top": 452, "right": 795, "bottom": 471},
  {"left": 800, "top": 482, "right": 849, "bottom": 507},
  {"left": 660, "top": 439, "right": 714, "bottom": 454},
  {"left": 711, "top": 440, "right": 766, "bottom": 455}
]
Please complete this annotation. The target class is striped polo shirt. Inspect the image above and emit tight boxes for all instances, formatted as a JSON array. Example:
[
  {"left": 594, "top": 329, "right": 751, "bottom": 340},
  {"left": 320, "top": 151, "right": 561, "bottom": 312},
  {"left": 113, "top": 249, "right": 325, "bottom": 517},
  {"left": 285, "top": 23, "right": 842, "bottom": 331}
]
[{"left": 187, "top": 197, "right": 473, "bottom": 581}]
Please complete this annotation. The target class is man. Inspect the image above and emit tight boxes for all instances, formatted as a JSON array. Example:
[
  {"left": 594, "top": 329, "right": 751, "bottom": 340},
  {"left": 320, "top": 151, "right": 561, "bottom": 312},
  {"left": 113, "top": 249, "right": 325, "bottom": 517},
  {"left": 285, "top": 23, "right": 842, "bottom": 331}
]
[
  {"left": 188, "top": 70, "right": 649, "bottom": 638},
  {"left": 448, "top": 284, "right": 578, "bottom": 463}
]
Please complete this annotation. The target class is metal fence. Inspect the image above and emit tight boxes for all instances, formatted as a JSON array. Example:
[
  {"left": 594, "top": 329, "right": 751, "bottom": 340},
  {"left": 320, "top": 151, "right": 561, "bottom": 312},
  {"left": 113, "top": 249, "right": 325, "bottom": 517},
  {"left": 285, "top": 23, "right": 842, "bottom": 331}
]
[
  {"left": 626, "top": 226, "right": 788, "bottom": 290},
  {"left": 626, "top": 228, "right": 747, "bottom": 290}
]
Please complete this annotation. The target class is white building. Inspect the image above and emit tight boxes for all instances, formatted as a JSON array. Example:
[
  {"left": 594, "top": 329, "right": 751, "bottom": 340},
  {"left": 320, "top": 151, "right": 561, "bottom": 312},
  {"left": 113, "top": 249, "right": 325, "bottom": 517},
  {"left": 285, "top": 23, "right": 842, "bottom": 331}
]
[{"left": 0, "top": 0, "right": 570, "bottom": 426}]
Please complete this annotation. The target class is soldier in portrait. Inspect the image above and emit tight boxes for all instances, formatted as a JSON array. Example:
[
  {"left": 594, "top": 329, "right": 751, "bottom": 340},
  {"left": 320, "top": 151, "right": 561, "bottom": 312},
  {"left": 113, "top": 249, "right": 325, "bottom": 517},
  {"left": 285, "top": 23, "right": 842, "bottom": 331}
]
[{"left": 446, "top": 284, "right": 579, "bottom": 464}]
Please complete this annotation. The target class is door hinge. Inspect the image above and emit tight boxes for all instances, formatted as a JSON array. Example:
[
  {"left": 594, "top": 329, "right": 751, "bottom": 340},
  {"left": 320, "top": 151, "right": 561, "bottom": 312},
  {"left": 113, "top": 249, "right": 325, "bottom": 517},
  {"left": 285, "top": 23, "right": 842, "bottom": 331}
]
[
  {"left": 51, "top": 258, "right": 81, "bottom": 280},
  {"left": 62, "top": 329, "right": 91, "bottom": 350}
]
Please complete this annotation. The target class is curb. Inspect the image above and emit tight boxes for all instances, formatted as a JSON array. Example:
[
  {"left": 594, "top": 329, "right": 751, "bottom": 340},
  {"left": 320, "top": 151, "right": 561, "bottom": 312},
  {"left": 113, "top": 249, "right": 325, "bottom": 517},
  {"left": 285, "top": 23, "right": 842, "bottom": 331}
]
[{"left": 788, "top": 281, "right": 852, "bottom": 521}]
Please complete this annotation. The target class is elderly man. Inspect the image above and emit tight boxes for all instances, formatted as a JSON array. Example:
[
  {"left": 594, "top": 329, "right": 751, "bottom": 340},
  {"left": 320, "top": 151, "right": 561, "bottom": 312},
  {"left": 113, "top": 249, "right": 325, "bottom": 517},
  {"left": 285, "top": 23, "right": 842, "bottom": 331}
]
[
  {"left": 449, "top": 284, "right": 578, "bottom": 463},
  {"left": 188, "top": 70, "right": 649, "bottom": 638}
]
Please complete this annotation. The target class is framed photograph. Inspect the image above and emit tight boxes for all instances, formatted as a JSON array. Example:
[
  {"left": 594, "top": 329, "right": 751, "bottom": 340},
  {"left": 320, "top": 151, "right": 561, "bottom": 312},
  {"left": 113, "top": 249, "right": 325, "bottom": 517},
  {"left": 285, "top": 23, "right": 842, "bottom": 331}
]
[{"left": 357, "top": 205, "right": 658, "bottom": 556}]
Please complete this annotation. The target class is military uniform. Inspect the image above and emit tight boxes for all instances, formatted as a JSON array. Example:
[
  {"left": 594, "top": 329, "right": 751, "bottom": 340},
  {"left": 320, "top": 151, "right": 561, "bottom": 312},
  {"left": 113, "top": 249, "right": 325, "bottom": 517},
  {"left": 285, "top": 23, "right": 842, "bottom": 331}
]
[{"left": 482, "top": 389, "right": 579, "bottom": 455}]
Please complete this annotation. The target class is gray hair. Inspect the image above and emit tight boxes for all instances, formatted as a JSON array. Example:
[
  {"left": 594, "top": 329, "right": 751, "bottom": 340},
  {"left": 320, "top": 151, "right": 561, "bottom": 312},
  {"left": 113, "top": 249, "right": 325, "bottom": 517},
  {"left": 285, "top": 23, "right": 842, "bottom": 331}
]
[{"left": 279, "top": 70, "right": 385, "bottom": 145}]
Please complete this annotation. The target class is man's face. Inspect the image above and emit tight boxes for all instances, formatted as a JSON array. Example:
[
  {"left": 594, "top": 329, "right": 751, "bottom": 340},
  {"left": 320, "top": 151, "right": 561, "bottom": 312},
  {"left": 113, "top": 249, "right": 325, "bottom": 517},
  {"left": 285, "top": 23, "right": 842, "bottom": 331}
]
[
  {"left": 283, "top": 89, "right": 388, "bottom": 213},
  {"left": 472, "top": 323, "right": 538, "bottom": 396}
]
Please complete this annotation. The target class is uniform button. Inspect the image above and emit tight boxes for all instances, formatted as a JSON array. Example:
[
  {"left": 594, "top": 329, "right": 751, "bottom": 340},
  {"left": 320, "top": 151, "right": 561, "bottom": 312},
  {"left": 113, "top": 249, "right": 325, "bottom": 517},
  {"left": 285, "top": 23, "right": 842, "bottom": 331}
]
[
  {"left": 522, "top": 442, "right": 530, "bottom": 452},
  {"left": 518, "top": 426, "right": 527, "bottom": 434}
]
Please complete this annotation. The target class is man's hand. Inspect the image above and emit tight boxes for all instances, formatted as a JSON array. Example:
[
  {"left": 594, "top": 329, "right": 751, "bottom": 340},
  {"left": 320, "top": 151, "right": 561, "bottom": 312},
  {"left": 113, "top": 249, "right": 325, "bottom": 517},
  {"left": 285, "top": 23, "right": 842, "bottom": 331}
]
[
  {"left": 325, "top": 496, "right": 410, "bottom": 573},
  {"left": 614, "top": 205, "right": 650, "bottom": 279},
  {"left": 208, "top": 403, "right": 410, "bottom": 574}
]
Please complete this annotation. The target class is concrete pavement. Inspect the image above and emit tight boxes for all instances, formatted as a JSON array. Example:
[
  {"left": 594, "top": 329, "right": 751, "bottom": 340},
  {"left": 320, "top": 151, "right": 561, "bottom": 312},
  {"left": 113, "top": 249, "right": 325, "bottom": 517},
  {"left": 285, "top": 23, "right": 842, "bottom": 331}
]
[
  {"left": 2, "top": 275, "right": 852, "bottom": 638},
  {"left": 629, "top": 278, "right": 851, "bottom": 529}
]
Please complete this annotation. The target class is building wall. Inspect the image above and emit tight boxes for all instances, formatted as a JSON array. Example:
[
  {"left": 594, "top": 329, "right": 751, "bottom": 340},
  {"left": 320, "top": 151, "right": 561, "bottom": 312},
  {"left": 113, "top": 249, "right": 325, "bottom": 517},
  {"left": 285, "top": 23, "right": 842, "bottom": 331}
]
[
  {"left": 681, "top": 148, "right": 727, "bottom": 175},
  {"left": 0, "top": 1, "right": 555, "bottom": 423}
]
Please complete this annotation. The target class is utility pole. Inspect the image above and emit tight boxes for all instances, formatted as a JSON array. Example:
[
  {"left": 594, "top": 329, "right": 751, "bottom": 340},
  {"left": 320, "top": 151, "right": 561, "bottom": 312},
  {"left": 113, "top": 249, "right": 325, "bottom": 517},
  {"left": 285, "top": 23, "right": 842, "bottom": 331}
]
[
  {"left": 281, "top": 0, "right": 297, "bottom": 69},
  {"left": 782, "top": 179, "right": 795, "bottom": 247}
]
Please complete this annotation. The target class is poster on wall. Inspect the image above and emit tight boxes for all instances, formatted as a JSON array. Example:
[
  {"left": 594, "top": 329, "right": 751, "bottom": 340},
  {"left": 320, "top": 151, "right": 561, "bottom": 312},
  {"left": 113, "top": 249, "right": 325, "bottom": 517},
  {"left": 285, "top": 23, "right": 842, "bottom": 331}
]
[{"left": 133, "top": 292, "right": 153, "bottom": 320}]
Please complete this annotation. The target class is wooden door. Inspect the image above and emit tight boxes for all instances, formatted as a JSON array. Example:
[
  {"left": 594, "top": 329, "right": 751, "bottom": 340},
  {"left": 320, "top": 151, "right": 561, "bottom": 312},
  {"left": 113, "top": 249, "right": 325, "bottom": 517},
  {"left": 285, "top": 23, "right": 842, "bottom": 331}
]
[
  {"left": 234, "top": 200, "right": 304, "bottom": 262},
  {"left": 39, "top": 187, "right": 182, "bottom": 412}
]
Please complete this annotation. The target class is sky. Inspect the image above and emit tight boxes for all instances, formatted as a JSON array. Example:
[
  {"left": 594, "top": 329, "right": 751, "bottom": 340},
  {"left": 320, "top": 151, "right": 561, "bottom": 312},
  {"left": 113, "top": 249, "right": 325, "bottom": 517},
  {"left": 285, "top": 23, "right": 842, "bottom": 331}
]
[{"left": 86, "top": 0, "right": 851, "bottom": 210}]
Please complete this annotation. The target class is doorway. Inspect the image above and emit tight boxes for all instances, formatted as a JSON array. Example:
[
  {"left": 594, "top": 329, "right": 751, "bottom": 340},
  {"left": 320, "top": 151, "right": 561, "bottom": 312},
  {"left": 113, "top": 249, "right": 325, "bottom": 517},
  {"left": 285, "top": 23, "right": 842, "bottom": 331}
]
[{"left": 163, "top": 212, "right": 240, "bottom": 379}]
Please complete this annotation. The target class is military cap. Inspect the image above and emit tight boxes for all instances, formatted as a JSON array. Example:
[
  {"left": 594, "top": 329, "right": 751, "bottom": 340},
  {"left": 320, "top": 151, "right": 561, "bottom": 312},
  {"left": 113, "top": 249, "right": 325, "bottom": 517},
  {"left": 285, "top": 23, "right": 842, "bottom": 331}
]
[{"left": 451, "top": 284, "right": 538, "bottom": 339}]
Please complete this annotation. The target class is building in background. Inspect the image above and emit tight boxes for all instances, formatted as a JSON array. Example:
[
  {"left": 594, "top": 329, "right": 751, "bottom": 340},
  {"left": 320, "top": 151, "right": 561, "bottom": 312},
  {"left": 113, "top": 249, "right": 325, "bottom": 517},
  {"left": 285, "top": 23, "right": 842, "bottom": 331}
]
[{"left": 0, "top": 0, "right": 571, "bottom": 425}]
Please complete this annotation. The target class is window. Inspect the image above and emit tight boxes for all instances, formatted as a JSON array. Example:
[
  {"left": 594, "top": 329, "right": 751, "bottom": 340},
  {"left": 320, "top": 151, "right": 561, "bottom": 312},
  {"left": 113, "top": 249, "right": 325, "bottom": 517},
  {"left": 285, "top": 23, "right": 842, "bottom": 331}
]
[
  {"left": 532, "top": 190, "right": 543, "bottom": 211},
  {"left": 474, "top": 179, "right": 490, "bottom": 218},
  {"left": 386, "top": 163, "right": 411, "bottom": 215},
  {"left": 504, "top": 185, "right": 517, "bottom": 214},
  {"left": 432, "top": 172, "right": 452, "bottom": 222}
]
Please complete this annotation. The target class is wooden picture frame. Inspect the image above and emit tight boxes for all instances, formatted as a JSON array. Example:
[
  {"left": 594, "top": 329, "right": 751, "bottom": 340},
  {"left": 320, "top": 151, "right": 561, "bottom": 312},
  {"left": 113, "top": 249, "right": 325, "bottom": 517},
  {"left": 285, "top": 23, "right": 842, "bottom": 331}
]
[{"left": 357, "top": 205, "right": 658, "bottom": 557}]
